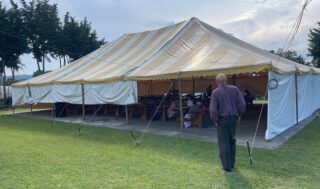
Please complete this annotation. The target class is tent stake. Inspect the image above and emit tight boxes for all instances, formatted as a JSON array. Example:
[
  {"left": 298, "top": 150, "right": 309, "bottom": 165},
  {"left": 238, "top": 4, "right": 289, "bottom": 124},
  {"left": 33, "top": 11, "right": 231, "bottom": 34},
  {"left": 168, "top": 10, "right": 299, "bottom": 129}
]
[
  {"left": 178, "top": 78, "right": 184, "bottom": 131},
  {"left": 246, "top": 140, "right": 253, "bottom": 165},
  {"left": 130, "top": 131, "right": 139, "bottom": 146}
]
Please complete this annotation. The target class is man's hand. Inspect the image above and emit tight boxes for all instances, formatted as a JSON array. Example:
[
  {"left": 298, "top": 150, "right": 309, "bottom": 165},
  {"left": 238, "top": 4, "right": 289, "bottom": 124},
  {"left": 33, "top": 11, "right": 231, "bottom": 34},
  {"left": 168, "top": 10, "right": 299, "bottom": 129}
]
[
  {"left": 214, "top": 122, "right": 218, "bottom": 127},
  {"left": 237, "top": 116, "right": 241, "bottom": 125}
]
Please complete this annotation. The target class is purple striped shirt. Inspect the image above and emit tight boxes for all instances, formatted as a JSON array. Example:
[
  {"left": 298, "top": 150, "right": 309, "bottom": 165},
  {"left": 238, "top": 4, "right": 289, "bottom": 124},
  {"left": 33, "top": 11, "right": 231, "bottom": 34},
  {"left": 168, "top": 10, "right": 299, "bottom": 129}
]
[{"left": 209, "top": 84, "right": 246, "bottom": 122}]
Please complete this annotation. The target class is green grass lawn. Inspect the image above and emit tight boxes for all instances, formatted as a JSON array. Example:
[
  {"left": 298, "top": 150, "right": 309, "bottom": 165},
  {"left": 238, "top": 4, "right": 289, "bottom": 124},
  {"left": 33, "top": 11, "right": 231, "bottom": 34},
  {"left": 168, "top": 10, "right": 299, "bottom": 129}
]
[{"left": 0, "top": 110, "right": 320, "bottom": 188}]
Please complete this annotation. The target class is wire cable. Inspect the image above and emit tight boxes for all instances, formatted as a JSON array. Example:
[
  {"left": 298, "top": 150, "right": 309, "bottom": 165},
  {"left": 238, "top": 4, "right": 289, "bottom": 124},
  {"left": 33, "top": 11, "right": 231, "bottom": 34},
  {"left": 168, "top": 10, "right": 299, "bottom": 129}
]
[{"left": 137, "top": 80, "right": 175, "bottom": 144}]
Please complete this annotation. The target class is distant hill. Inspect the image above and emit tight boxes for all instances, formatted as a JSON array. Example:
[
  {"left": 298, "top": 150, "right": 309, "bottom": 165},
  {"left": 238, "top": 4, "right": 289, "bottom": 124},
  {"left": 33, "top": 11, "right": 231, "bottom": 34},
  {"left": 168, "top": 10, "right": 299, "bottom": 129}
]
[{"left": 0, "top": 75, "right": 32, "bottom": 82}]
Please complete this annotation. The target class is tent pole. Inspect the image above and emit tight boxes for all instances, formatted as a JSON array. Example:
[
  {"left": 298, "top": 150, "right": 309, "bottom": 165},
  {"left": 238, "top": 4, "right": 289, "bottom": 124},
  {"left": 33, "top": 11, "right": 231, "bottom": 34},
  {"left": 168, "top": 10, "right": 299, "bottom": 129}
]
[
  {"left": 192, "top": 77, "right": 195, "bottom": 95},
  {"left": 295, "top": 74, "right": 299, "bottom": 125},
  {"left": 28, "top": 86, "right": 32, "bottom": 114},
  {"left": 81, "top": 83, "right": 85, "bottom": 121},
  {"left": 178, "top": 78, "right": 184, "bottom": 131},
  {"left": 125, "top": 105, "right": 129, "bottom": 125},
  {"left": 51, "top": 103, "right": 54, "bottom": 118}
]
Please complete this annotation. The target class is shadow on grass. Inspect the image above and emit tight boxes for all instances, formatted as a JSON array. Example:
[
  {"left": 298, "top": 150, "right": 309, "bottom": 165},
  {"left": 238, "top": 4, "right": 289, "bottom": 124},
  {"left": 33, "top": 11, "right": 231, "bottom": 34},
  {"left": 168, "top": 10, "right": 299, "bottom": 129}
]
[{"left": 224, "top": 168, "right": 254, "bottom": 189}]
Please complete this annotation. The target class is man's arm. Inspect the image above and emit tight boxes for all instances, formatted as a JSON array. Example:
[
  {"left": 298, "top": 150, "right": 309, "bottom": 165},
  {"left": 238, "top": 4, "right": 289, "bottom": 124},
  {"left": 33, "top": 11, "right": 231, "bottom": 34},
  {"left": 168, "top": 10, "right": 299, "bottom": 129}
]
[
  {"left": 209, "top": 92, "right": 219, "bottom": 125},
  {"left": 236, "top": 89, "right": 246, "bottom": 116}
]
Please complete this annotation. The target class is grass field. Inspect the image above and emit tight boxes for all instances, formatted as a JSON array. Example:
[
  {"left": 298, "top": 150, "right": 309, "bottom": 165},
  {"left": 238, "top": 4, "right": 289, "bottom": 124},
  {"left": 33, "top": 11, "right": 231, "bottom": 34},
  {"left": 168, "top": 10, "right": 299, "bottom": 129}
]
[{"left": 0, "top": 110, "right": 320, "bottom": 188}]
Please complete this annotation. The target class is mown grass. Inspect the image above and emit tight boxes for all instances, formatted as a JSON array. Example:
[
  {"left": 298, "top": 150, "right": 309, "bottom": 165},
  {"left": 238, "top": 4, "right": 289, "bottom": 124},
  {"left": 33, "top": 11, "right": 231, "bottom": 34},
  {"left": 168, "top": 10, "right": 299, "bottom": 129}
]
[{"left": 0, "top": 110, "right": 319, "bottom": 188}]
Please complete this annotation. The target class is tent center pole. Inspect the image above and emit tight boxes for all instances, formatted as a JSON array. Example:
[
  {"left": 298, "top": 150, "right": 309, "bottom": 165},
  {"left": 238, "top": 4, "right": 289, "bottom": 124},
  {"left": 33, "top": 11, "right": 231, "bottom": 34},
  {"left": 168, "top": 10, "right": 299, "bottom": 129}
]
[
  {"left": 232, "top": 74, "right": 236, "bottom": 85},
  {"left": 295, "top": 74, "right": 299, "bottom": 125},
  {"left": 178, "top": 78, "right": 184, "bottom": 131},
  {"left": 192, "top": 77, "right": 195, "bottom": 95},
  {"left": 81, "top": 83, "right": 85, "bottom": 121}
]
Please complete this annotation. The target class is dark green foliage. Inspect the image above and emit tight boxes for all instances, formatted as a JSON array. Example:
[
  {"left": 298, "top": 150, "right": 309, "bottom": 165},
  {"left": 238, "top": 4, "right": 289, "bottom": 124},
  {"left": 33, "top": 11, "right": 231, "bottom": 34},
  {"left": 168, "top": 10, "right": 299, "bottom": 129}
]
[
  {"left": 270, "top": 49, "right": 306, "bottom": 65},
  {"left": 308, "top": 22, "right": 320, "bottom": 67},
  {"left": 0, "top": 0, "right": 104, "bottom": 82},
  {"left": 21, "top": 0, "right": 61, "bottom": 71},
  {"left": 0, "top": 0, "right": 28, "bottom": 99},
  {"left": 32, "top": 69, "right": 49, "bottom": 77},
  {"left": 53, "top": 12, "right": 105, "bottom": 66}
]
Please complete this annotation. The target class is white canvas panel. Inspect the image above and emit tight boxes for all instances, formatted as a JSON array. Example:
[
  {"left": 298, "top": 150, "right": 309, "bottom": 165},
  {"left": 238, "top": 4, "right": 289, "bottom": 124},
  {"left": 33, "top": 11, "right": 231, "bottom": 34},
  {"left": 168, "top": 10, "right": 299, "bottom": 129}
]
[
  {"left": 12, "top": 87, "right": 28, "bottom": 106},
  {"left": 297, "top": 75, "right": 320, "bottom": 121},
  {"left": 312, "top": 75, "right": 320, "bottom": 111},
  {"left": 12, "top": 81, "right": 138, "bottom": 106},
  {"left": 266, "top": 72, "right": 297, "bottom": 140},
  {"left": 84, "top": 81, "right": 137, "bottom": 105}
]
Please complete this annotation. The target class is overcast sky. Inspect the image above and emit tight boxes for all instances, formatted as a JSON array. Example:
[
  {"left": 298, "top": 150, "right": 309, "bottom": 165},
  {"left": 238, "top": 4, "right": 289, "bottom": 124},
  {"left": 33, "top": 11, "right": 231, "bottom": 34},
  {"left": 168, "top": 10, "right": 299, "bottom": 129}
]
[{"left": 3, "top": 0, "right": 320, "bottom": 75}]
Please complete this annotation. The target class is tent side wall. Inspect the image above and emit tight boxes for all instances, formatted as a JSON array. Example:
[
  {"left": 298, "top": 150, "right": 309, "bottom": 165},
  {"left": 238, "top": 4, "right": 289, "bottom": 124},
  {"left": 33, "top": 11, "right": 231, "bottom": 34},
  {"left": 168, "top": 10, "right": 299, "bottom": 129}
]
[
  {"left": 297, "top": 74, "right": 320, "bottom": 121},
  {"left": 12, "top": 81, "right": 138, "bottom": 106},
  {"left": 266, "top": 71, "right": 320, "bottom": 140}
]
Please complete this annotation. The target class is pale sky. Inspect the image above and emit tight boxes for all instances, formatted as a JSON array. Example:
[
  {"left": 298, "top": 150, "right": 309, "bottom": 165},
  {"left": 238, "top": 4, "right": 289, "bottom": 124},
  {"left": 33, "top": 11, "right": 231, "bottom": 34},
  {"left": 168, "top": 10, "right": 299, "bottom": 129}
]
[{"left": 3, "top": 0, "right": 320, "bottom": 75}]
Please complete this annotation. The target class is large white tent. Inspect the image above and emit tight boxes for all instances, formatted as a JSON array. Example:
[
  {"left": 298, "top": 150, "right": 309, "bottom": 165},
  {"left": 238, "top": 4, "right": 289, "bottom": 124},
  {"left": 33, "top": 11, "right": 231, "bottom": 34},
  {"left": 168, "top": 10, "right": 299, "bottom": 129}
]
[{"left": 12, "top": 17, "right": 320, "bottom": 139}]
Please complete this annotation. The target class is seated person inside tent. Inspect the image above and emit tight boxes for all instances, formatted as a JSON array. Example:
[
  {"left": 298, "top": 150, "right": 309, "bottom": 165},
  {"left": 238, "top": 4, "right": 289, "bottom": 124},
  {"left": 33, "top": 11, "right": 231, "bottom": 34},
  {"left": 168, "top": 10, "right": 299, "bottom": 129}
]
[
  {"left": 203, "top": 85, "right": 212, "bottom": 107},
  {"left": 167, "top": 97, "right": 180, "bottom": 119},
  {"left": 186, "top": 94, "right": 194, "bottom": 108},
  {"left": 184, "top": 99, "right": 201, "bottom": 128},
  {"left": 244, "top": 89, "right": 255, "bottom": 107}
]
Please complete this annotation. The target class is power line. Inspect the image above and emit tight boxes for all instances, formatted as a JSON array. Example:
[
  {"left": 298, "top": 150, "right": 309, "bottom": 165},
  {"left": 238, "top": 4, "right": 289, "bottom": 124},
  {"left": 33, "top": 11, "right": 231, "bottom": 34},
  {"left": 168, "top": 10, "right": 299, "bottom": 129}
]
[{"left": 282, "top": 0, "right": 312, "bottom": 51}]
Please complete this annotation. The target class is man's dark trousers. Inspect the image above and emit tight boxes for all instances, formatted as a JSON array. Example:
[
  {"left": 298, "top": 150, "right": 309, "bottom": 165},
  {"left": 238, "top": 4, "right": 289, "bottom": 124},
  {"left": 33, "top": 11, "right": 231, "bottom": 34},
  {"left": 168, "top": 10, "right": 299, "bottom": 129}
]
[{"left": 217, "top": 116, "right": 237, "bottom": 170}]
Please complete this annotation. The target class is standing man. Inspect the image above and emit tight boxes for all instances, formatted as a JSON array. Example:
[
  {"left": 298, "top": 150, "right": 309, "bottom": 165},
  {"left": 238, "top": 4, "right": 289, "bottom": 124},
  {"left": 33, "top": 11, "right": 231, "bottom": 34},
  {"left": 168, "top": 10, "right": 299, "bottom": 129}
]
[{"left": 209, "top": 73, "right": 246, "bottom": 172}]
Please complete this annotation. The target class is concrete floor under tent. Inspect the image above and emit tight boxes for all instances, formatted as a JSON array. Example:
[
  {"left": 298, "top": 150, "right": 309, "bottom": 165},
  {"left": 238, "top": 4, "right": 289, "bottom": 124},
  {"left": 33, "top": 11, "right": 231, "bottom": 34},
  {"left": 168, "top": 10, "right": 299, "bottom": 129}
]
[{"left": 13, "top": 102, "right": 317, "bottom": 149}]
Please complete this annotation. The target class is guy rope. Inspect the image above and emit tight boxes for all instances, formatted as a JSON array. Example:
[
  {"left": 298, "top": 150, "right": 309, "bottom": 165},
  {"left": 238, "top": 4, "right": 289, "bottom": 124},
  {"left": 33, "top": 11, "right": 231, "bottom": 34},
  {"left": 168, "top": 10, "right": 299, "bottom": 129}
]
[{"left": 130, "top": 80, "right": 175, "bottom": 146}]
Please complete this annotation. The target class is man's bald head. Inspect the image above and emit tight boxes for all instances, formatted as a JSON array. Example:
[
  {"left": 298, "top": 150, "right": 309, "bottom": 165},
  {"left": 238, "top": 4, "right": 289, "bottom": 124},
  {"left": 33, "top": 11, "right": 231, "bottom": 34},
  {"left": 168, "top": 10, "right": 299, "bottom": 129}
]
[{"left": 216, "top": 73, "right": 227, "bottom": 85}]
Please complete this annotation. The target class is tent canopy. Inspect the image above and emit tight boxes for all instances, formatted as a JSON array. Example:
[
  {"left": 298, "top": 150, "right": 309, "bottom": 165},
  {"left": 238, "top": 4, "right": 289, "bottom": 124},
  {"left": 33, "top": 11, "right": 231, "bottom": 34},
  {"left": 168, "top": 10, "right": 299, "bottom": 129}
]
[{"left": 13, "top": 17, "right": 320, "bottom": 88}]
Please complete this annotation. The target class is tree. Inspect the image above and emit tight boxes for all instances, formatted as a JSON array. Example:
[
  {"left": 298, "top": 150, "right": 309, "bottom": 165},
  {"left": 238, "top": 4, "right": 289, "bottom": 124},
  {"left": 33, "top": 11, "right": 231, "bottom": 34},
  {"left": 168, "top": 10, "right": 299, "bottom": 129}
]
[
  {"left": 6, "top": 57, "right": 23, "bottom": 81},
  {"left": 60, "top": 13, "right": 105, "bottom": 64},
  {"left": 21, "top": 0, "right": 60, "bottom": 72},
  {"left": 308, "top": 22, "right": 320, "bottom": 67},
  {"left": 0, "top": 1, "right": 28, "bottom": 99},
  {"left": 1, "top": 0, "right": 105, "bottom": 87},
  {"left": 270, "top": 49, "right": 306, "bottom": 65}
]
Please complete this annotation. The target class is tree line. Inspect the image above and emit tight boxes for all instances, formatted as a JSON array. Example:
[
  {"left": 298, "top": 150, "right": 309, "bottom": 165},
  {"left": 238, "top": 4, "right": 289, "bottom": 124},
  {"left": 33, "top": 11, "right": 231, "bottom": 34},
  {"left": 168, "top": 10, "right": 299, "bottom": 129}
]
[
  {"left": 270, "top": 22, "right": 320, "bottom": 67},
  {"left": 0, "top": 0, "right": 104, "bottom": 99}
]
